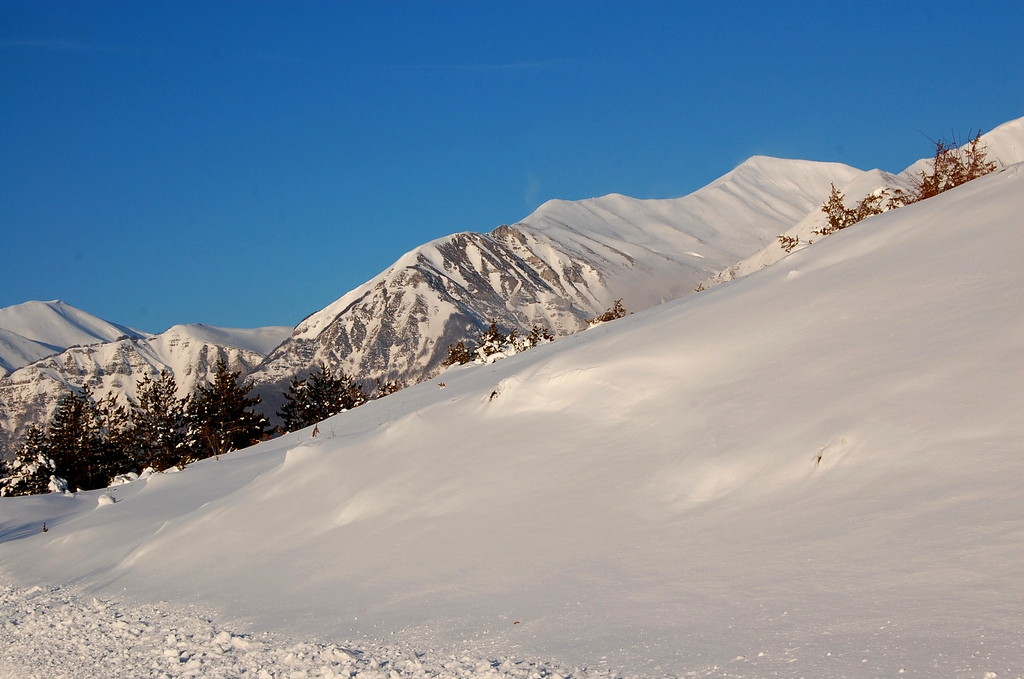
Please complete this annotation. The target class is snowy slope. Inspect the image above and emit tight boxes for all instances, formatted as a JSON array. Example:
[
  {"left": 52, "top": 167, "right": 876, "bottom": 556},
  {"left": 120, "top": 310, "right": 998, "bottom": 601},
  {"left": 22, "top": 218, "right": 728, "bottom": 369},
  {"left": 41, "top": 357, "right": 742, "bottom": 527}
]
[
  {"left": 2, "top": 161, "right": 1021, "bottom": 677},
  {"left": 252, "top": 156, "right": 861, "bottom": 408},
  {"left": 0, "top": 300, "right": 143, "bottom": 350},
  {"left": 0, "top": 328, "right": 58, "bottom": 378},
  {"left": 704, "top": 115, "right": 1024, "bottom": 287}
]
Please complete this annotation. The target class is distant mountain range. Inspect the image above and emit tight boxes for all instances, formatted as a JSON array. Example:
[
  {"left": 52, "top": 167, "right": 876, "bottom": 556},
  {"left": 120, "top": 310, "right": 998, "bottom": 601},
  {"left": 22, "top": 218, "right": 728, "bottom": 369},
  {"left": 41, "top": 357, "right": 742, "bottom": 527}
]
[
  {"left": 0, "top": 303, "right": 290, "bottom": 457},
  {"left": 2, "top": 116, "right": 1021, "bottom": 458}
]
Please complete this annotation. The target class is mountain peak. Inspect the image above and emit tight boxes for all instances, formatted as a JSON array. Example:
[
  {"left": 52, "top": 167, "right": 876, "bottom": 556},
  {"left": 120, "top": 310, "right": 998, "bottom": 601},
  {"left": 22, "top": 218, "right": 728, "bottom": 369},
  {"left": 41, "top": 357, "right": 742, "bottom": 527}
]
[{"left": 0, "top": 299, "right": 143, "bottom": 350}]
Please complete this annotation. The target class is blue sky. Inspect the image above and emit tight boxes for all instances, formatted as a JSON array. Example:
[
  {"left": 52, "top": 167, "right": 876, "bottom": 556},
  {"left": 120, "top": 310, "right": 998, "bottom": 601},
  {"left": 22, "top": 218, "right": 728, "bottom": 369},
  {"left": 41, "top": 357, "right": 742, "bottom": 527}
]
[{"left": 2, "top": 1, "right": 1021, "bottom": 333}]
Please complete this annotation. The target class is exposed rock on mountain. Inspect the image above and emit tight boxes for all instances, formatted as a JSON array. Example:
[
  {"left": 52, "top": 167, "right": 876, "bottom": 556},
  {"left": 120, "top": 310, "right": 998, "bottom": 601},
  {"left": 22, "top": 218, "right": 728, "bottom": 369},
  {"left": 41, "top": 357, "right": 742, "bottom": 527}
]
[{"left": 250, "top": 156, "right": 862, "bottom": 412}]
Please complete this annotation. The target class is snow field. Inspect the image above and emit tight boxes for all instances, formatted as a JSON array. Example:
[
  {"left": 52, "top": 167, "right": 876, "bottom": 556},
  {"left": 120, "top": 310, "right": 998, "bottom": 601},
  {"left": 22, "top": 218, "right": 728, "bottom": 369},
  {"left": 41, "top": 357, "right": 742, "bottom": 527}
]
[{"left": 3, "top": 580, "right": 1018, "bottom": 679}]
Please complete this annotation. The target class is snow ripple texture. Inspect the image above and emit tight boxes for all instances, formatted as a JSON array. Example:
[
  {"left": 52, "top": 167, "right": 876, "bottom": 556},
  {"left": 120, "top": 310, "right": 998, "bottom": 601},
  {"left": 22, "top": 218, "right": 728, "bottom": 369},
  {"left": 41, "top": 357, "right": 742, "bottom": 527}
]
[{"left": 0, "top": 583, "right": 611, "bottom": 679}]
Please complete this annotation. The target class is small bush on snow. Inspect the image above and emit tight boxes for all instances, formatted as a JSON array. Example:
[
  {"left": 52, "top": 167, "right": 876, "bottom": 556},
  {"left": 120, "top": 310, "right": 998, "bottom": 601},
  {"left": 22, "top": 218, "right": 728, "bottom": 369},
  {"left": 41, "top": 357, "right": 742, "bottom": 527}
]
[
  {"left": 587, "top": 299, "right": 628, "bottom": 327},
  {"left": 443, "top": 321, "right": 555, "bottom": 367},
  {"left": 813, "top": 129, "right": 996, "bottom": 239}
]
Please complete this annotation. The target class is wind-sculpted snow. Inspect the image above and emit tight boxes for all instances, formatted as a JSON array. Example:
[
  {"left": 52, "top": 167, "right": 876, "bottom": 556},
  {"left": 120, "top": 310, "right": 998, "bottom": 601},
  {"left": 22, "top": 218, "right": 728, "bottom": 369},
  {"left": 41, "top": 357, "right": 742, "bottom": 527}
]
[
  {"left": 2, "top": 161, "right": 1021, "bottom": 676},
  {"left": 251, "top": 156, "right": 861, "bottom": 407}
]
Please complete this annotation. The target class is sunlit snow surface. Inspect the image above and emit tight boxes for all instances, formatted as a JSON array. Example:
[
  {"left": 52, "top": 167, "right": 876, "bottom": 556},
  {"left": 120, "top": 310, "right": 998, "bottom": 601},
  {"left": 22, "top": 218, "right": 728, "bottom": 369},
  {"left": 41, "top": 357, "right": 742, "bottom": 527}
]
[{"left": 2, "top": 165, "right": 1023, "bottom": 677}]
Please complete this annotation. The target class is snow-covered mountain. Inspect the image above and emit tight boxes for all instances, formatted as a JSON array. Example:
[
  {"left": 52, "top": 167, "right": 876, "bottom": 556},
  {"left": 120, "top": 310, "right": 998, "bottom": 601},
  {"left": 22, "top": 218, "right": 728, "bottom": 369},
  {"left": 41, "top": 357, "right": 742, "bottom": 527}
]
[
  {"left": 5, "top": 159, "right": 863, "bottom": 452},
  {"left": 249, "top": 156, "right": 863, "bottom": 413},
  {"left": 0, "top": 317, "right": 291, "bottom": 458},
  {"left": 0, "top": 300, "right": 143, "bottom": 352},
  {"left": 0, "top": 300, "right": 145, "bottom": 377},
  {"left": 2, "top": 152, "right": 1020, "bottom": 677},
  {"left": 4, "top": 118, "right": 1021, "bottom": 458},
  {"left": 0, "top": 329, "right": 59, "bottom": 378}
]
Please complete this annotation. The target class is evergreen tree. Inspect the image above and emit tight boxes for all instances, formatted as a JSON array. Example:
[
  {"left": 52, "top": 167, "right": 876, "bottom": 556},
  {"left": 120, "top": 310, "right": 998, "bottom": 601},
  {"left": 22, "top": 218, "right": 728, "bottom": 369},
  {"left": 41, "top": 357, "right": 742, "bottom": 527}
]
[
  {"left": 133, "top": 370, "right": 188, "bottom": 471},
  {"left": 374, "top": 377, "right": 401, "bottom": 398},
  {"left": 47, "top": 386, "right": 106, "bottom": 491},
  {"left": 0, "top": 425, "right": 64, "bottom": 497},
  {"left": 306, "top": 364, "right": 353, "bottom": 421},
  {"left": 93, "top": 390, "right": 136, "bottom": 481},
  {"left": 521, "top": 324, "right": 555, "bottom": 350},
  {"left": 277, "top": 375, "right": 311, "bottom": 433},
  {"left": 187, "top": 360, "right": 267, "bottom": 460},
  {"left": 277, "top": 363, "right": 369, "bottom": 432},
  {"left": 443, "top": 340, "right": 475, "bottom": 366},
  {"left": 475, "top": 321, "right": 510, "bottom": 359}
]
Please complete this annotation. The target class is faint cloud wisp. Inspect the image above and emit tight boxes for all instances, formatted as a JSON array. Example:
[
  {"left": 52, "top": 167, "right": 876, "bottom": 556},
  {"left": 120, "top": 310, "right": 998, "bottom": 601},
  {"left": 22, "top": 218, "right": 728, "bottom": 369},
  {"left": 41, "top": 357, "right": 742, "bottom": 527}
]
[{"left": 524, "top": 174, "right": 541, "bottom": 209}]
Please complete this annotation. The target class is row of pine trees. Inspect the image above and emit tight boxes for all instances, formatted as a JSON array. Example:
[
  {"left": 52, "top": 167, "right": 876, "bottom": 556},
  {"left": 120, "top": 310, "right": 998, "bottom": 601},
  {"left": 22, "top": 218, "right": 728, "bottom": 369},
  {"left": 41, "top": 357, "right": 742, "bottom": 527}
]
[{"left": 0, "top": 360, "right": 379, "bottom": 497}]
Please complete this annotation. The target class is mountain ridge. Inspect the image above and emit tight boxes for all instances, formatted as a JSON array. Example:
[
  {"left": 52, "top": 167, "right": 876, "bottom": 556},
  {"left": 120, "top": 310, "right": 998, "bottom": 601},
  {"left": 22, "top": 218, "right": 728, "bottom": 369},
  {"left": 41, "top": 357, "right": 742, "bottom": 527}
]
[
  {"left": 3, "top": 117, "right": 1021, "bottom": 456},
  {"left": 250, "top": 155, "right": 864, "bottom": 417}
]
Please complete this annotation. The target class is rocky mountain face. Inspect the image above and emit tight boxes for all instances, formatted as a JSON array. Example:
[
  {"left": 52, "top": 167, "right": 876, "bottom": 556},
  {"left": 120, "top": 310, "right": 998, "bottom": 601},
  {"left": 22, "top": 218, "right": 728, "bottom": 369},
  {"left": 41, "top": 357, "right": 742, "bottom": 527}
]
[
  {"left": 0, "top": 322, "right": 290, "bottom": 459},
  {"left": 248, "top": 156, "right": 864, "bottom": 416}
]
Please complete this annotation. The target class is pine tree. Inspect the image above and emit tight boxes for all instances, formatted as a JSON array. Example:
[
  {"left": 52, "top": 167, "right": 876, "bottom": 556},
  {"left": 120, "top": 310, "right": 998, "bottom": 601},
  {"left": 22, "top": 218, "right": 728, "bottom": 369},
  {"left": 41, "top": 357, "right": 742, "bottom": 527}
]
[
  {"left": 0, "top": 425, "right": 63, "bottom": 497},
  {"left": 93, "top": 390, "right": 136, "bottom": 480},
  {"left": 277, "top": 375, "right": 311, "bottom": 433},
  {"left": 475, "top": 321, "right": 509, "bottom": 359},
  {"left": 307, "top": 364, "right": 358, "bottom": 419},
  {"left": 277, "top": 363, "right": 369, "bottom": 432},
  {"left": 374, "top": 377, "right": 401, "bottom": 398},
  {"left": 133, "top": 370, "right": 188, "bottom": 471},
  {"left": 521, "top": 324, "right": 555, "bottom": 350},
  {"left": 443, "top": 340, "right": 475, "bottom": 366},
  {"left": 187, "top": 360, "right": 267, "bottom": 460},
  {"left": 47, "top": 387, "right": 106, "bottom": 491}
]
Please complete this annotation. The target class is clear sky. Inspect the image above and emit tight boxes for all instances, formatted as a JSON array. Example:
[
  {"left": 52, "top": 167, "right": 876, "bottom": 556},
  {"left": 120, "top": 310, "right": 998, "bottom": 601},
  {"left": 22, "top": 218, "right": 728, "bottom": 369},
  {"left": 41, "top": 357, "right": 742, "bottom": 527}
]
[{"left": 1, "top": 1, "right": 1021, "bottom": 333}]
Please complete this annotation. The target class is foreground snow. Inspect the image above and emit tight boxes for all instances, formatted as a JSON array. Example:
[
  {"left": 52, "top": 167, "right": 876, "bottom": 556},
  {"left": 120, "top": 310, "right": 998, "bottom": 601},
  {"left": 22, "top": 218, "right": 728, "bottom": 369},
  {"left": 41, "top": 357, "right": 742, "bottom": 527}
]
[
  {"left": 0, "top": 580, "right": 593, "bottom": 679},
  {"left": 2, "top": 163, "right": 1023, "bottom": 677},
  {"left": 2, "top": 579, "right": 1018, "bottom": 678}
]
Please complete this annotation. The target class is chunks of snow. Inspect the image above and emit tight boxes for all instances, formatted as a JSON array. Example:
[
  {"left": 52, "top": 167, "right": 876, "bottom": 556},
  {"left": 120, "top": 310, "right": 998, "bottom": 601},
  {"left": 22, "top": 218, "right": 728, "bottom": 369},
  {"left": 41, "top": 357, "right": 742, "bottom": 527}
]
[{"left": 0, "top": 581, "right": 585, "bottom": 679}]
